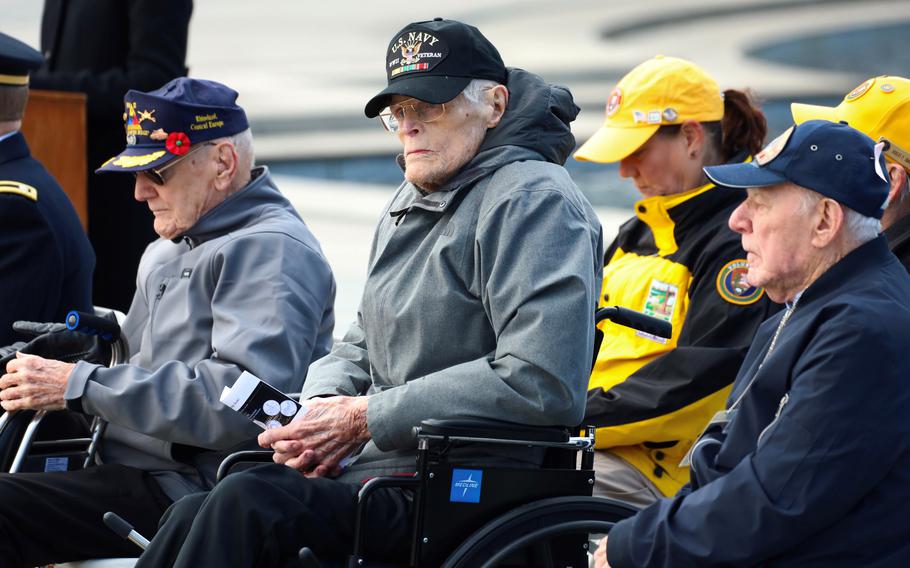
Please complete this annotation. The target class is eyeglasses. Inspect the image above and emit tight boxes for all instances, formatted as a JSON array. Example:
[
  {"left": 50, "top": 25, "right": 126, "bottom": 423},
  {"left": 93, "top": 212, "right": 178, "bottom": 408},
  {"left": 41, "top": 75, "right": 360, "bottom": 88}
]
[
  {"left": 134, "top": 142, "right": 217, "bottom": 185},
  {"left": 881, "top": 137, "right": 910, "bottom": 170},
  {"left": 378, "top": 99, "right": 446, "bottom": 132}
]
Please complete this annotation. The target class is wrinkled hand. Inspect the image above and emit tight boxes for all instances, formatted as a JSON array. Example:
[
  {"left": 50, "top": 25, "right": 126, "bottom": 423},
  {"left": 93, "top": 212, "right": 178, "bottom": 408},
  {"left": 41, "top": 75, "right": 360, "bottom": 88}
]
[
  {"left": 258, "top": 395, "right": 370, "bottom": 478},
  {"left": 0, "top": 342, "right": 27, "bottom": 372},
  {"left": 593, "top": 535, "right": 611, "bottom": 568},
  {"left": 0, "top": 352, "right": 75, "bottom": 411}
]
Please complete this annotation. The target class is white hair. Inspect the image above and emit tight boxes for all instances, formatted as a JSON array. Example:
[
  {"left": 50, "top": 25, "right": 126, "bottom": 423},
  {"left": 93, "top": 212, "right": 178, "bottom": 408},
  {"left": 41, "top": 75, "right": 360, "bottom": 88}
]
[
  {"left": 843, "top": 208, "right": 882, "bottom": 244},
  {"left": 798, "top": 188, "right": 880, "bottom": 245},
  {"left": 461, "top": 79, "right": 501, "bottom": 108},
  {"left": 229, "top": 128, "right": 255, "bottom": 170}
]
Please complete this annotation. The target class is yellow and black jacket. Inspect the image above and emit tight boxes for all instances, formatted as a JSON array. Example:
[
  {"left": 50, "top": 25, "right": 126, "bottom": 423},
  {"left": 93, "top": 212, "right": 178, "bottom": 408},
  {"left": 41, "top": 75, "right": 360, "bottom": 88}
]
[{"left": 585, "top": 180, "right": 781, "bottom": 496}]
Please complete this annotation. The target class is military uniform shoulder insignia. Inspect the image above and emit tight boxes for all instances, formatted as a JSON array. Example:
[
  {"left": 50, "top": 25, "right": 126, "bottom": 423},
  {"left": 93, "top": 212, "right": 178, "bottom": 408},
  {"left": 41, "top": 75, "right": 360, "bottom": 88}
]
[
  {"left": 0, "top": 181, "right": 38, "bottom": 201},
  {"left": 716, "top": 259, "right": 764, "bottom": 305}
]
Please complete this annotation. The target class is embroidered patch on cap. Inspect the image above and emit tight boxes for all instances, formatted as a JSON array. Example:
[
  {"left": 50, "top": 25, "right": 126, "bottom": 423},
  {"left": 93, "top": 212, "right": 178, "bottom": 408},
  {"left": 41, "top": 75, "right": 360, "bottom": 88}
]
[
  {"left": 845, "top": 78, "right": 875, "bottom": 101},
  {"left": 124, "top": 101, "right": 157, "bottom": 146},
  {"left": 755, "top": 126, "right": 794, "bottom": 166},
  {"left": 606, "top": 87, "right": 623, "bottom": 118},
  {"left": 387, "top": 30, "right": 449, "bottom": 79},
  {"left": 716, "top": 260, "right": 764, "bottom": 305}
]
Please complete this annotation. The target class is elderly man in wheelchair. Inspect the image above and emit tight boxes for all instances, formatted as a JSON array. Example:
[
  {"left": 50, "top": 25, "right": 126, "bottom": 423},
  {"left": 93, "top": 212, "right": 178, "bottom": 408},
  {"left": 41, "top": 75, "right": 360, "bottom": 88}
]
[
  {"left": 126, "top": 17, "right": 610, "bottom": 568},
  {"left": 0, "top": 77, "right": 336, "bottom": 567}
]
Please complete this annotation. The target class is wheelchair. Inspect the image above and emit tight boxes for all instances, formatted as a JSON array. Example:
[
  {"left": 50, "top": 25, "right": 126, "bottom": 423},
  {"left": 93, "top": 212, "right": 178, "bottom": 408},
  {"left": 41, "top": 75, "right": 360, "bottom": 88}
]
[
  {"left": 213, "top": 417, "right": 641, "bottom": 568},
  {"left": 202, "top": 306, "right": 668, "bottom": 567},
  {"left": 4, "top": 305, "right": 666, "bottom": 567},
  {"left": 0, "top": 309, "right": 133, "bottom": 568},
  {"left": 0, "top": 308, "right": 128, "bottom": 476}
]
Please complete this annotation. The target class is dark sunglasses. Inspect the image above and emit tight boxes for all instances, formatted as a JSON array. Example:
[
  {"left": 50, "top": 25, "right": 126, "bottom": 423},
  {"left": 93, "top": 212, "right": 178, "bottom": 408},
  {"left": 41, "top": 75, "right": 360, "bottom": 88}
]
[{"left": 133, "top": 142, "right": 216, "bottom": 186}]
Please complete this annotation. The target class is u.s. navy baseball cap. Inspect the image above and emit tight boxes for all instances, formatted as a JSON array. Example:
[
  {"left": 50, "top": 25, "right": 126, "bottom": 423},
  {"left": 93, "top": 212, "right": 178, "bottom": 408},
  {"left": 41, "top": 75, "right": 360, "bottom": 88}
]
[
  {"left": 97, "top": 77, "right": 249, "bottom": 173},
  {"left": 364, "top": 18, "right": 507, "bottom": 118},
  {"left": 704, "top": 120, "right": 890, "bottom": 219}
]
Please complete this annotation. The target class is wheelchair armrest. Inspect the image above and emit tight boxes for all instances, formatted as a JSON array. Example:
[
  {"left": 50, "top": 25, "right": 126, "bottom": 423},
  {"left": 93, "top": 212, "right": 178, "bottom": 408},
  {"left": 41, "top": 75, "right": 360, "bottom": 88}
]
[
  {"left": 215, "top": 450, "right": 274, "bottom": 483},
  {"left": 416, "top": 418, "right": 570, "bottom": 444}
]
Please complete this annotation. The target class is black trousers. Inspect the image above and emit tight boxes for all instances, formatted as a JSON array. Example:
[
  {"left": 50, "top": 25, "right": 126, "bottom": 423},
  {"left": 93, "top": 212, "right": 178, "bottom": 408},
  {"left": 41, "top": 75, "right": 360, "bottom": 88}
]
[
  {"left": 135, "top": 464, "right": 415, "bottom": 568},
  {"left": 0, "top": 464, "right": 173, "bottom": 567}
]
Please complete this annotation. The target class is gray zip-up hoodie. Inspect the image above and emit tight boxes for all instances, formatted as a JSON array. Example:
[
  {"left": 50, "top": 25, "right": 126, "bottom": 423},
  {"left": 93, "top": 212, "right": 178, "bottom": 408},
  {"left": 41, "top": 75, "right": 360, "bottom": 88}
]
[
  {"left": 302, "top": 69, "right": 604, "bottom": 481},
  {"left": 65, "top": 168, "right": 336, "bottom": 498}
]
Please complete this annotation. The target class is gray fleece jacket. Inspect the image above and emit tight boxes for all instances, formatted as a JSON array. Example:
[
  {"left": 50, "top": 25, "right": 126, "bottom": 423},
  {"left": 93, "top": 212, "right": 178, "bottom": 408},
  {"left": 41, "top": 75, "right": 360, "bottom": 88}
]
[
  {"left": 301, "top": 68, "right": 604, "bottom": 481},
  {"left": 65, "top": 167, "right": 336, "bottom": 499}
]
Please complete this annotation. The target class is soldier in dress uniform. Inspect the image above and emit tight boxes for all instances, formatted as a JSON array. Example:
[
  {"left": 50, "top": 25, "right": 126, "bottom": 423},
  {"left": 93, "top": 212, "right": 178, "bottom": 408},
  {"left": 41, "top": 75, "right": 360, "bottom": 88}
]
[{"left": 0, "top": 31, "right": 94, "bottom": 346}]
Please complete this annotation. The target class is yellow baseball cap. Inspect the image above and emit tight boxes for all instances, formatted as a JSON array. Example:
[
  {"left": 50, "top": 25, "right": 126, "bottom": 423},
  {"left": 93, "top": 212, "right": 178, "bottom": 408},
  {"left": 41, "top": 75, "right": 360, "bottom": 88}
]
[
  {"left": 575, "top": 55, "right": 724, "bottom": 164},
  {"left": 791, "top": 76, "right": 910, "bottom": 169}
]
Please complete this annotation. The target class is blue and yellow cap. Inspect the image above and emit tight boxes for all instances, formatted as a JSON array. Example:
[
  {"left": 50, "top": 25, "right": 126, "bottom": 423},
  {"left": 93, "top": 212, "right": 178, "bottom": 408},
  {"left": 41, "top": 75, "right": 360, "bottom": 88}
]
[{"left": 97, "top": 77, "right": 249, "bottom": 174}]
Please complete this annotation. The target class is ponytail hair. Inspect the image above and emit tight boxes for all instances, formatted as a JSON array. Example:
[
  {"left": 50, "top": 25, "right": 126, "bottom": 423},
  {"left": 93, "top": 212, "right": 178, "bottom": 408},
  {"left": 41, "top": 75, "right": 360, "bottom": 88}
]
[{"left": 709, "top": 89, "right": 767, "bottom": 162}]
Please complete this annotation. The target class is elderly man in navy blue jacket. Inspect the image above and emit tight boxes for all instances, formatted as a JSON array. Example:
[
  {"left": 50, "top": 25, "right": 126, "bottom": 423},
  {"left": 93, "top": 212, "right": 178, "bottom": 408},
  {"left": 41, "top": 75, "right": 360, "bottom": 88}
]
[{"left": 596, "top": 120, "right": 910, "bottom": 567}]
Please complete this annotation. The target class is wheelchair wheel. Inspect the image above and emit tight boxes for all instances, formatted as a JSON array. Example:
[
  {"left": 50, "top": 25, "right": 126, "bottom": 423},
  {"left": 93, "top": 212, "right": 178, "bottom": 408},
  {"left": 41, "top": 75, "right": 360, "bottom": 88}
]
[{"left": 442, "top": 496, "right": 638, "bottom": 568}]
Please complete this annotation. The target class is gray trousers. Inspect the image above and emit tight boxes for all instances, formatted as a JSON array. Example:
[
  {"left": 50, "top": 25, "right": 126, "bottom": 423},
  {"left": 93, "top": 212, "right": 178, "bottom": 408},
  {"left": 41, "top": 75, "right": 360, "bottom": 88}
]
[{"left": 592, "top": 450, "right": 664, "bottom": 509}]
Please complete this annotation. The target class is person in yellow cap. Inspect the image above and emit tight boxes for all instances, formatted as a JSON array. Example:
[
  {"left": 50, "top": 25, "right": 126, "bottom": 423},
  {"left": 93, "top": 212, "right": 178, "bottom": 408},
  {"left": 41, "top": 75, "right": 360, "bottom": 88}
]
[
  {"left": 575, "top": 55, "right": 781, "bottom": 506},
  {"left": 792, "top": 75, "right": 910, "bottom": 271}
]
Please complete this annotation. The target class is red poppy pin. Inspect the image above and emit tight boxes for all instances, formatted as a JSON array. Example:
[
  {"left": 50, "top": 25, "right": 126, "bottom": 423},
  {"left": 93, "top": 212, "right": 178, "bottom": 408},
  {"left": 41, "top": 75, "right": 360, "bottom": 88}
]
[{"left": 165, "top": 132, "right": 191, "bottom": 155}]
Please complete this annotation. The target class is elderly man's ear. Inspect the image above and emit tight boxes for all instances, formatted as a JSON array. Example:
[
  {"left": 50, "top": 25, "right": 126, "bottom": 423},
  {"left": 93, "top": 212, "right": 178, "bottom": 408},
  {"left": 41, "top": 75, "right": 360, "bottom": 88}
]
[
  {"left": 811, "top": 198, "right": 846, "bottom": 248},
  {"left": 212, "top": 141, "right": 239, "bottom": 192},
  {"left": 486, "top": 85, "right": 509, "bottom": 129},
  {"left": 887, "top": 163, "right": 909, "bottom": 207}
]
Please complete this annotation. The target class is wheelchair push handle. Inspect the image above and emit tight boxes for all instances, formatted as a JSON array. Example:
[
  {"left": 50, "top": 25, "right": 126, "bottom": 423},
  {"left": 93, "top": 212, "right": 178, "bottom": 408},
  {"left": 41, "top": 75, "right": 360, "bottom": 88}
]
[
  {"left": 65, "top": 310, "right": 121, "bottom": 342},
  {"left": 595, "top": 306, "right": 672, "bottom": 339}
]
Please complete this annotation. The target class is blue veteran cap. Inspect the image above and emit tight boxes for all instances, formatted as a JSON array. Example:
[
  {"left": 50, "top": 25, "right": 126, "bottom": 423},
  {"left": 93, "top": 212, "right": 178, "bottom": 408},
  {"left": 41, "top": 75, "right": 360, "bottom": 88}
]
[
  {"left": 97, "top": 77, "right": 249, "bottom": 174},
  {"left": 704, "top": 120, "right": 891, "bottom": 219}
]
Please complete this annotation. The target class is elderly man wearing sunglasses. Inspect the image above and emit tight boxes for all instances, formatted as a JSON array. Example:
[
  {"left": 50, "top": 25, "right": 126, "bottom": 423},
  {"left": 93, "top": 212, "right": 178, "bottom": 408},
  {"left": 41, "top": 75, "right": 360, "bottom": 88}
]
[{"left": 0, "top": 77, "right": 337, "bottom": 566}]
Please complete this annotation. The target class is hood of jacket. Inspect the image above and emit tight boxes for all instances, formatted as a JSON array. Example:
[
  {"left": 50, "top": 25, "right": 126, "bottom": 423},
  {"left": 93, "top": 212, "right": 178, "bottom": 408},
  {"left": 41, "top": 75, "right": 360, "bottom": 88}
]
[{"left": 477, "top": 67, "right": 579, "bottom": 165}]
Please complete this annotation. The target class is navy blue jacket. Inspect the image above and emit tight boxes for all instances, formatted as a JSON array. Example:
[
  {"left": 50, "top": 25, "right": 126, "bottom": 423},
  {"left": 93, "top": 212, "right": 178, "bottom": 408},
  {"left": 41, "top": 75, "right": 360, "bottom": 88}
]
[
  {"left": 608, "top": 235, "right": 910, "bottom": 567},
  {"left": 0, "top": 132, "right": 94, "bottom": 345}
]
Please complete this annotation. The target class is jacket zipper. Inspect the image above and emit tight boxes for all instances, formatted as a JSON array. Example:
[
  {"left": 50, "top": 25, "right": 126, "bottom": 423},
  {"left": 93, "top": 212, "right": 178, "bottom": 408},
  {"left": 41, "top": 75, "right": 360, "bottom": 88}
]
[
  {"left": 150, "top": 281, "right": 168, "bottom": 335},
  {"left": 757, "top": 393, "right": 790, "bottom": 447}
]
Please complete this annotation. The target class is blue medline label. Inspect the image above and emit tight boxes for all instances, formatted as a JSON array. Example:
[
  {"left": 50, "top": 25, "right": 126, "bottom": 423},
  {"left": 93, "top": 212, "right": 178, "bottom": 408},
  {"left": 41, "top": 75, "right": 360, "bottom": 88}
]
[{"left": 450, "top": 468, "right": 483, "bottom": 503}]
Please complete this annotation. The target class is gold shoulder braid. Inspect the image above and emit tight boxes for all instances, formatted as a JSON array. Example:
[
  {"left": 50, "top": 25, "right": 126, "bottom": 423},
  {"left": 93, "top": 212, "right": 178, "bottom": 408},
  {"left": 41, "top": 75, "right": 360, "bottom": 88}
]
[{"left": 0, "top": 181, "right": 38, "bottom": 201}]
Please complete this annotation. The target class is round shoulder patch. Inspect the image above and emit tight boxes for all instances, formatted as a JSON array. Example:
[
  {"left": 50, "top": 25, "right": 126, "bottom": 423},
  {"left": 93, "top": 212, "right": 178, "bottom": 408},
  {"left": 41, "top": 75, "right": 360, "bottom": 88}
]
[{"left": 716, "top": 259, "right": 764, "bottom": 305}]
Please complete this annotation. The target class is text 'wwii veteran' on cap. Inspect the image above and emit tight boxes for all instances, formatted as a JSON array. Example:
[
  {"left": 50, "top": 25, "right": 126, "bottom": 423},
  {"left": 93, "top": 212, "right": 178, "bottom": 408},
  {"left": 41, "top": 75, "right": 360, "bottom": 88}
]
[
  {"left": 96, "top": 77, "right": 249, "bottom": 174},
  {"left": 702, "top": 120, "right": 890, "bottom": 218}
]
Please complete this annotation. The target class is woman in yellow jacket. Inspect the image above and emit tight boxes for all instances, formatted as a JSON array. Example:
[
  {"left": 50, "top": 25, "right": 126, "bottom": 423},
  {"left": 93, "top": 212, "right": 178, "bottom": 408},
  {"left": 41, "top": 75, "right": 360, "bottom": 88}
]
[{"left": 575, "top": 55, "right": 781, "bottom": 507}]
